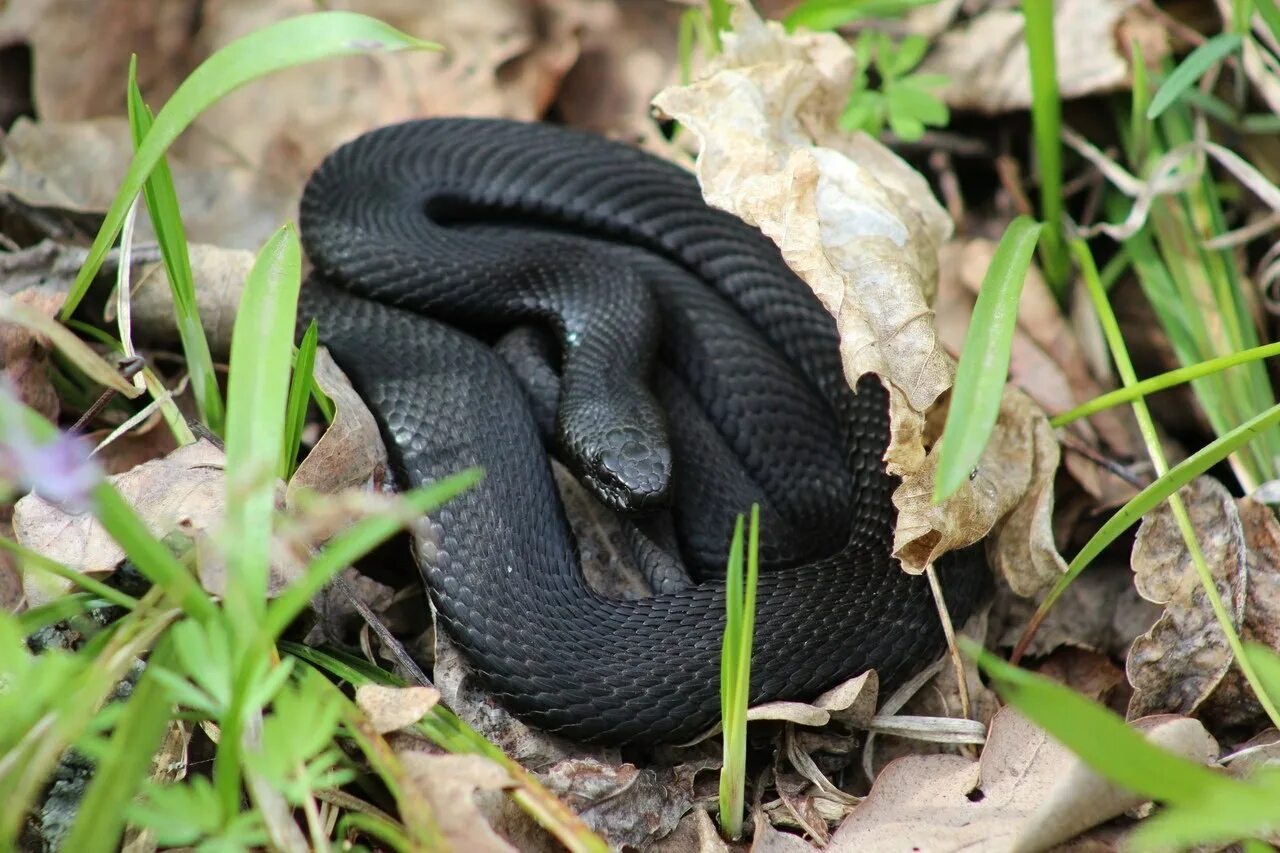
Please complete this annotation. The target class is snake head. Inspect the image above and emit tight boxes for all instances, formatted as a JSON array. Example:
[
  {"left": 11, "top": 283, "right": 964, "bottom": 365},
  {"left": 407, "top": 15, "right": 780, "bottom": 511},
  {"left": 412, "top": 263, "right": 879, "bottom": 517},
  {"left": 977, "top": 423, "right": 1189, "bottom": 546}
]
[{"left": 581, "top": 426, "right": 672, "bottom": 512}]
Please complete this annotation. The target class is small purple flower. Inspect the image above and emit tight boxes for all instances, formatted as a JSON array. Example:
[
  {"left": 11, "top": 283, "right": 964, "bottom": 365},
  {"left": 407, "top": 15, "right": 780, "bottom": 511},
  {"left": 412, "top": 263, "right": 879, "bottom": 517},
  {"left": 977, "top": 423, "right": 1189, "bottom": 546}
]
[{"left": 0, "top": 384, "right": 101, "bottom": 512}]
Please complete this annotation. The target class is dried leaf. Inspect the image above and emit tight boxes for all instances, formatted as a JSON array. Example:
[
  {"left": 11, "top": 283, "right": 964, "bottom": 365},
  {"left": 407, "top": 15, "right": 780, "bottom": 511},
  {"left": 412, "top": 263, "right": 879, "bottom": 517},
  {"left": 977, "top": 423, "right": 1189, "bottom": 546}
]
[
  {"left": 918, "top": 0, "right": 1168, "bottom": 113},
  {"left": 286, "top": 348, "right": 387, "bottom": 506},
  {"left": 356, "top": 684, "right": 441, "bottom": 734},
  {"left": 13, "top": 439, "right": 224, "bottom": 604},
  {"left": 541, "top": 756, "right": 699, "bottom": 848},
  {"left": 652, "top": 6, "right": 1061, "bottom": 594},
  {"left": 397, "top": 751, "right": 517, "bottom": 853},
  {"left": 129, "top": 243, "right": 256, "bottom": 356},
  {"left": 832, "top": 709, "right": 1218, "bottom": 852},
  {"left": 1128, "top": 476, "right": 1280, "bottom": 728}
]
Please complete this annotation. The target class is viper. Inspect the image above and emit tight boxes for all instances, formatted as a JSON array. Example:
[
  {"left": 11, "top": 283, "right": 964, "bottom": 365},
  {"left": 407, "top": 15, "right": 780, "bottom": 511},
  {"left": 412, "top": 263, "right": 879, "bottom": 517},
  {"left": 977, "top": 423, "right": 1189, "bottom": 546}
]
[{"left": 297, "top": 118, "right": 988, "bottom": 745}]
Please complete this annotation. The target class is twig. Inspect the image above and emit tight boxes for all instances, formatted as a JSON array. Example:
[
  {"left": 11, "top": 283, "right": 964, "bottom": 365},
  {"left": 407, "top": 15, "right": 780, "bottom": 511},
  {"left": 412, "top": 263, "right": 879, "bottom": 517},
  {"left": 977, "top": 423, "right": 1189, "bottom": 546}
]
[{"left": 336, "top": 572, "right": 433, "bottom": 688}]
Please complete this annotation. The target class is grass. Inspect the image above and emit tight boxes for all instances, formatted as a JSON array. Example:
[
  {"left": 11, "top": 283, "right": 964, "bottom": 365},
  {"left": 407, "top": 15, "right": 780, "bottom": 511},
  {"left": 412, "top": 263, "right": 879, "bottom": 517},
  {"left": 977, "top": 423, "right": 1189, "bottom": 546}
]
[
  {"left": 718, "top": 505, "right": 760, "bottom": 840},
  {"left": 6, "top": 0, "right": 1280, "bottom": 848},
  {"left": 936, "top": 4, "right": 1280, "bottom": 847},
  {"left": 0, "top": 11, "right": 609, "bottom": 851}
]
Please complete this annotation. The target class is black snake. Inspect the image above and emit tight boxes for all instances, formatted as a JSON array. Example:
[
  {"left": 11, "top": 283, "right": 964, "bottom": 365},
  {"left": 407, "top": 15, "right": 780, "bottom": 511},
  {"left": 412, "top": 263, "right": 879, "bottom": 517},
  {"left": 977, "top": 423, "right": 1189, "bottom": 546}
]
[{"left": 297, "top": 118, "right": 988, "bottom": 745}]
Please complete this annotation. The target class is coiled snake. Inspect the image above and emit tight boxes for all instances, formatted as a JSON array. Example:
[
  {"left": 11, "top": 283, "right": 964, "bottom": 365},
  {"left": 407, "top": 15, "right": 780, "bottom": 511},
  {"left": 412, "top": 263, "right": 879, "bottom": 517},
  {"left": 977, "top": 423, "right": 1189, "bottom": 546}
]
[{"left": 297, "top": 118, "right": 988, "bottom": 745}]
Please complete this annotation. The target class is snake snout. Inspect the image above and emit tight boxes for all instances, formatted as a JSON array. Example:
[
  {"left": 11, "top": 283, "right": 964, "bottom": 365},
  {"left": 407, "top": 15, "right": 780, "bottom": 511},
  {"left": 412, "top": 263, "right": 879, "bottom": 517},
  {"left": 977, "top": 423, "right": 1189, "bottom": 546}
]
[{"left": 586, "top": 426, "right": 672, "bottom": 512}]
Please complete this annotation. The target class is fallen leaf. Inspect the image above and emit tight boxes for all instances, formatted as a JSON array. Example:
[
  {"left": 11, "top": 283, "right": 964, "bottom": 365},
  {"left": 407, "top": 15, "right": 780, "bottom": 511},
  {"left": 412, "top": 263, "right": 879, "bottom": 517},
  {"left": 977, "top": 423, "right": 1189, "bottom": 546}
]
[
  {"left": 397, "top": 751, "right": 518, "bottom": 852},
  {"left": 652, "top": 6, "right": 1063, "bottom": 597},
  {"left": 831, "top": 708, "right": 1218, "bottom": 852},
  {"left": 1126, "top": 475, "right": 1280, "bottom": 728},
  {"left": 1035, "top": 647, "right": 1125, "bottom": 704},
  {"left": 556, "top": 0, "right": 683, "bottom": 149},
  {"left": 541, "top": 756, "right": 700, "bottom": 849},
  {"left": 917, "top": 0, "right": 1168, "bottom": 113},
  {"left": 0, "top": 512, "right": 23, "bottom": 613},
  {"left": 649, "top": 808, "right": 728, "bottom": 853},
  {"left": 356, "top": 684, "right": 441, "bottom": 734},
  {"left": 0, "top": 0, "right": 198, "bottom": 123},
  {"left": 13, "top": 438, "right": 224, "bottom": 604},
  {"left": 128, "top": 243, "right": 256, "bottom": 356},
  {"left": 286, "top": 348, "right": 387, "bottom": 507},
  {"left": 0, "top": 118, "right": 289, "bottom": 249}
]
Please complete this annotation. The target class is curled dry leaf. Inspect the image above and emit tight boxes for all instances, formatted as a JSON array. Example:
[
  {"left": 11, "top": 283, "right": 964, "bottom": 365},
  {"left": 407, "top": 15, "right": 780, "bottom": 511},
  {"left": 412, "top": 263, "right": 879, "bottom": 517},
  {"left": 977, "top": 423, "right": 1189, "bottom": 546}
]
[
  {"left": 396, "top": 751, "right": 518, "bottom": 853},
  {"left": 831, "top": 708, "right": 1218, "bottom": 852},
  {"left": 356, "top": 684, "right": 441, "bottom": 734},
  {"left": 1128, "top": 476, "right": 1280, "bottom": 728},
  {"left": 541, "top": 756, "right": 701, "bottom": 849},
  {"left": 652, "top": 6, "right": 1062, "bottom": 594},
  {"left": 917, "top": 0, "right": 1168, "bottom": 113},
  {"left": 286, "top": 348, "right": 388, "bottom": 507}
]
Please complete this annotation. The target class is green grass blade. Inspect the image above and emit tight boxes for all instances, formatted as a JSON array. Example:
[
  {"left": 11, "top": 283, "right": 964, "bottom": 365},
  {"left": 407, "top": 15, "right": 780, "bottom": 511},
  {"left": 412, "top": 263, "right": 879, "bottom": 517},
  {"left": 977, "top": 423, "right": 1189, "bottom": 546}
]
[
  {"left": 60, "top": 12, "right": 438, "bottom": 321},
  {"left": 1256, "top": 0, "right": 1280, "bottom": 41},
  {"left": 0, "top": 536, "right": 137, "bottom": 610},
  {"left": 1147, "top": 33, "right": 1243, "bottom": 119},
  {"left": 0, "top": 292, "right": 140, "bottom": 398},
  {"left": 1022, "top": 0, "right": 1070, "bottom": 293},
  {"left": 1042, "top": 399, "right": 1280, "bottom": 615},
  {"left": 17, "top": 593, "right": 103, "bottom": 634},
  {"left": 719, "top": 510, "right": 757, "bottom": 840},
  {"left": 263, "top": 469, "right": 482, "bottom": 640},
  {"left": 934, "top": 216, "right": 1042, "bottom": 501},
  {"left": 784, "top": 0, "right": 940, "bottom": 31},
  {"left": 1128, "top": 772, "right": 1280, "bottom": 853},
  {"left": 281, "top": 319, "right": 320, "bottom": 479},
  {"left": 221, "top": 224, "right": 302, "bottom": 630},
  {"left": 967, "top": 639, "right": 1243, "bottom": 804},
  {"left": 126, "top": 58, "right": 225, "bottom": 436},
  {"left": 62, "top": 639, "right": 177, "bottom": 853},
  {"left": 280, "top": 643, "right": 610, "bottom": 853},
  {"left": 1052, "top": 340, "right": 1280, "bottom": 426}
]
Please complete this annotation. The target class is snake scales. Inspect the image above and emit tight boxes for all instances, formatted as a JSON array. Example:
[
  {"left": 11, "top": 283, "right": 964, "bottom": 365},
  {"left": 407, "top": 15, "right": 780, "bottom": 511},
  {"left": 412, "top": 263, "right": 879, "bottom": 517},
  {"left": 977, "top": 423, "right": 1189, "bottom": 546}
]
[{"left": 297, "top": 118, "right": 988, "bottom": 745}]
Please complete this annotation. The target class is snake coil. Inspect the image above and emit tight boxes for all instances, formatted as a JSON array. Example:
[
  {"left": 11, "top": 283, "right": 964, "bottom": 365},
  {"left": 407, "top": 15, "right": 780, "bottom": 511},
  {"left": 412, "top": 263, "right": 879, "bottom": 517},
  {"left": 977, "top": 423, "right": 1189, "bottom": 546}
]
[{"left": 298, "top": 118, "right": 988, "bottom": 745}]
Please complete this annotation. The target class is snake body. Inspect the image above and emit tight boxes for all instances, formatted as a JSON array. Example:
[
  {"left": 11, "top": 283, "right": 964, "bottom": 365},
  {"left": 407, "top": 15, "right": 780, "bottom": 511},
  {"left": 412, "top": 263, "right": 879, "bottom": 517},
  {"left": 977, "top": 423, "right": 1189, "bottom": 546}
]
[{"left": 297, "top": 118, "right": 988, "bottom": 745}]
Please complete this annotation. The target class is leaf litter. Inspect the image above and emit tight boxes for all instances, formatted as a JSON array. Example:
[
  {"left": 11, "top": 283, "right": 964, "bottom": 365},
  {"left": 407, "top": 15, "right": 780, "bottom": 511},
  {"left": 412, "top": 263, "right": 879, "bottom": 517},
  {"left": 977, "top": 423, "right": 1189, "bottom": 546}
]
[{"left": 4, "top": 0, "right": 1280, "bottom": 848}]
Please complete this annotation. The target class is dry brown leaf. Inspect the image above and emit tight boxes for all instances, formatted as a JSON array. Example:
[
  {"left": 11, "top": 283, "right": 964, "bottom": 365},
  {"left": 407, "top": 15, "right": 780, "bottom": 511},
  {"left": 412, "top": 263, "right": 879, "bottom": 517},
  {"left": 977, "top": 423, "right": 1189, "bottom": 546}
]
[
  {"left": 652, "top": 5, "right": 1062, "bottom": 595},
  {"left": 190, "top": 0, "right": 590, "bottom": 196},
  {"left": 130, "top": 244, "right": 256, "bottom": 356},
  {"left": 13, "top": 438, "right": 225, "bottom": 604},
  {"left": 397, "top": 751, "right": 518, "bottom": 853},
  {"left": 0, "top": 0, "right": 197, "bottom": 123},
  {"left": 286, "top": 348, "right": 387, "bottom": 507},
  {"left": 541, "top": 756, "right": 701, "bottom": 848},
  {"left": 1128, "top": 476, "right": 1280, "bottom": 728},
  {"left": 0, "top": 118, "right": 289, "bottom": 249},
  {"left": 917, "top": 0, "right": 1168, "bottom": 113},
  {"left": 1035, "top": 647, "right": 1125, "bottom": 704},
  {"left": 356, "top": 684, "right": 441, "bottom": 734},
  {"left": 0, "top": 286, "right": 63, "bottom": 421},
  {"left": 832, "top": 708, "right": 1218, "bottom": 852},
  {"left": 650, "top": 808, "right": 728, "bottom": 853},
  {"left": 556, "top": 0, "right": 683, "bottom": 149}
]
